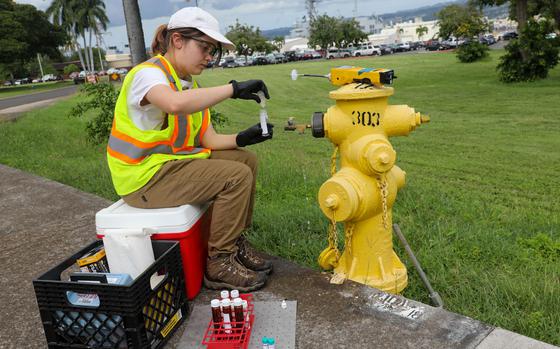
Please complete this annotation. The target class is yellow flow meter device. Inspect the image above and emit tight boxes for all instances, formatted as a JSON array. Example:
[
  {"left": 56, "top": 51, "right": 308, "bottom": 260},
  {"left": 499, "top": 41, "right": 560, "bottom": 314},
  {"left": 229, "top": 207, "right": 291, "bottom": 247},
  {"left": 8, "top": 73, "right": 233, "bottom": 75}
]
[{"left": 311, "top": 67, "right": 429, "bottom": 294}]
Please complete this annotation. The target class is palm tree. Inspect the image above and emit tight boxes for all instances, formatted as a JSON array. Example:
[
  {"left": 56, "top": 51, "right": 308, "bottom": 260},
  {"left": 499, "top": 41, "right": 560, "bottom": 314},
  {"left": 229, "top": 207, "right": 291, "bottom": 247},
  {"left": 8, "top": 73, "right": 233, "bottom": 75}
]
[
  {"left": 76, "top": 0, "right": 109, "bottom": 72},
  {"left": 47, "top": 0, "right": 109, "bottom": 73},
  {"left": 47, "top": 0, "right": 86, "bottom": 72},
  {"left": 416, "top": 25, "right": 428, "bottom": 41}
]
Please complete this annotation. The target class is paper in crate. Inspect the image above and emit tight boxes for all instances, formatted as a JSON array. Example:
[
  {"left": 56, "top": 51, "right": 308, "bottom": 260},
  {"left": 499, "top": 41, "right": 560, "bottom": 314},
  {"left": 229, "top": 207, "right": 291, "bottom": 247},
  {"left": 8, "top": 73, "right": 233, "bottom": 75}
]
[{"left": 96, "top": 199, "right": 211, "bottom": 299}]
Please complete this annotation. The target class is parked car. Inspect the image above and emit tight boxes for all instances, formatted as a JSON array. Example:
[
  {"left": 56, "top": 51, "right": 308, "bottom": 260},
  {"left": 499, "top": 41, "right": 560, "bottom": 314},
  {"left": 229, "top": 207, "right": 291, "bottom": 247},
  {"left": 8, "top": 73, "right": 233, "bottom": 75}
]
[
  {"left": 482, "top": 34, "right": 496, "bottom": 45},
  {"left": 353, "top": 44, "right": 381, "bottom": 56},
  {"left": 425, "top": 39, "right": 443, "bottom": 51},
  {"left": 327, "top": 48, "right": 351, "bottom": 59},
  {"left": 264, "top": 53, "right": 277, "bottom": 64},
  {"left": 501, "top": 31, "right": 518, "bottom": 40},
  {"left": 302, "top": 50, "right": 314, "bottom": 60},
  {"left": 379, "top": 44, "right": 393, "bottom": 55},
  {"left": 284, "top": 50, "right": 298, "bottom": 61},
  {"left": 273, "top": 53, "right": 287, "bottom": 63},
  {"left": 41, "top": 74, "right": 54, "bottom": 82},
  {"left": 441, "top": 38, "right": 460, "bottom": 48},
  {"left": 310, "top": 50, "right": 322, "bottom": 59},
  {"left": 409, "top": 41, "right": 423, "bottom": 50},
  {"left": 15, "top": 78, "right": 31, "bottom": 85},
  {"left": 394, "top": 42, "right": 410, "bottom": 52},
  {"left": 295, "top": 51, "right": 306, "bottom": 60},
  {"left": 74, "top": 71, "right": 86, "bottom": 84},
  {"left": 253, "top": 56, "right": 269, "bottom": 65},
  {"left": 3, "top": 80, "right": 13, "bottom": 86},
  {"left": 234, "top": 57, "right": 248, "bottom": 66},
  {"left": 221, "top": 56, "right": 239, "bottom": 68}
]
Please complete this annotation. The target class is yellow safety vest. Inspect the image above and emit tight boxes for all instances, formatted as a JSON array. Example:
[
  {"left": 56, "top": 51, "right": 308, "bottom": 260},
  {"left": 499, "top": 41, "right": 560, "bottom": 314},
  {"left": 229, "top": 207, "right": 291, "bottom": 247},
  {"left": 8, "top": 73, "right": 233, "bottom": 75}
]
[{"left": 107, "top": 55, "right": 211, "bottom": 196}]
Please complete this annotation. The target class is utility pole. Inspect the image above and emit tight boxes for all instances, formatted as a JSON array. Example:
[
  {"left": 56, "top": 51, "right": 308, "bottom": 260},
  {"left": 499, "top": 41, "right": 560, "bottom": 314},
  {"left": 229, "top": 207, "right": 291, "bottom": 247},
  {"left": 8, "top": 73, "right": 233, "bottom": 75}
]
[
  {"left": 37, "top": 53, "right": 44, "bottom": 78},
  {"left": 96, "top": 33, "right": 105, "bottom": 72},
  {"left": 122, "top": 0, "right": 147, "bottom": 66},
  {"left": 306, "top": 0, "right": 320, "bottom": 23}
]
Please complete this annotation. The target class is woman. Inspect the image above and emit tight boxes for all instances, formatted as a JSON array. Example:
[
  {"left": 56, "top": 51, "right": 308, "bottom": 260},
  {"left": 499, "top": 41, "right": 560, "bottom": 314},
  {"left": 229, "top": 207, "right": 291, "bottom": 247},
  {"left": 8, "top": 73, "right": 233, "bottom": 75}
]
[{"left": 107, "top": 7, "right": 273, "bottom": 292}]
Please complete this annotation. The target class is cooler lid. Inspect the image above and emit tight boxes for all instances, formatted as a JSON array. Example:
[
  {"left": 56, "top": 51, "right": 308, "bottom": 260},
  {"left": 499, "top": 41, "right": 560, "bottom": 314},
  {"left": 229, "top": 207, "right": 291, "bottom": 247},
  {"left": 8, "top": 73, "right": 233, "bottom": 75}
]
[{"left": 96, "top": 199, "right": 208, "bottom": 234}]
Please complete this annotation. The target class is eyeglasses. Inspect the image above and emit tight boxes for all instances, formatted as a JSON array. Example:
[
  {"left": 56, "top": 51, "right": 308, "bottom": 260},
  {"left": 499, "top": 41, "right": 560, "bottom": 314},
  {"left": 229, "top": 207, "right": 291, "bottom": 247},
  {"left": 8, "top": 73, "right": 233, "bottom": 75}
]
[{"left": 187, "top": 37, "right": 221, "bottom": 57}]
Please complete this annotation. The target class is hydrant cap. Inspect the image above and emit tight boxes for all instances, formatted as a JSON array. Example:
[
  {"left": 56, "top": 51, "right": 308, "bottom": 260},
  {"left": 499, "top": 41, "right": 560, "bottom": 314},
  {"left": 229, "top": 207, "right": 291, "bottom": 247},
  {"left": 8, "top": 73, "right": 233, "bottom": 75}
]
[
  {"left": 312, "top": 112, "right": 325, "bottom": 138},
  {"left": 365, "top": 143, "right": 396, "bottom": 174}
]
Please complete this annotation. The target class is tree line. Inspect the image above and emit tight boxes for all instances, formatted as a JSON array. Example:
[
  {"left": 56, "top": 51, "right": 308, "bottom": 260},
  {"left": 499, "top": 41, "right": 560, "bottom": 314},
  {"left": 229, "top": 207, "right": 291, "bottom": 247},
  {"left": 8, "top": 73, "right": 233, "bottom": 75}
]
[
  {"left": 0, "top": 0, "right": 108, "bottom": 81},
  {"left": 2, "top": 0, "right": 558, "bottom": 83},
  {"left": 436, "top": 0, "right": 560, "bottom": 82}
]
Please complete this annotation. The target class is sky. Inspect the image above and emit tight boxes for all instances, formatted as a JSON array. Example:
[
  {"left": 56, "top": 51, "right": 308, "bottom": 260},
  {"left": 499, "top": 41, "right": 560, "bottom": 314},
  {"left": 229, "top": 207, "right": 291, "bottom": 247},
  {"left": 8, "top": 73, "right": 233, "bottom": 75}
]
[{"left": 16, "top": 0, "right": 449, "bottom": 49}]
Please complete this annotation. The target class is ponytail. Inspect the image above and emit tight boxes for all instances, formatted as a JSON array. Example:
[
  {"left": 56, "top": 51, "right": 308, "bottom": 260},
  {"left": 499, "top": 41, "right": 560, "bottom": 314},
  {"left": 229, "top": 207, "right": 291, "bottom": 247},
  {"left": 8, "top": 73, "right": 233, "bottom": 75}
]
[
  {"left": 151, "top": 26, "right": 206, "bottom": 56},
  {"left": 151, "top": 24, "right": 169, "bottom": 55}
]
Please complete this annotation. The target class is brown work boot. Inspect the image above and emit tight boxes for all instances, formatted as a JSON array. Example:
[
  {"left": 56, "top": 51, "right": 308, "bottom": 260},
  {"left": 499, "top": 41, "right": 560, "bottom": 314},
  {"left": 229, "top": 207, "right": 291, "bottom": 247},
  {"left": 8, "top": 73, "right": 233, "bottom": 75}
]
[
  {"left": 236, "top": 235, "right": 273, "bottom": 274},
  {"left": 204, "top": 252, "right": 267, "bottom": 292}
]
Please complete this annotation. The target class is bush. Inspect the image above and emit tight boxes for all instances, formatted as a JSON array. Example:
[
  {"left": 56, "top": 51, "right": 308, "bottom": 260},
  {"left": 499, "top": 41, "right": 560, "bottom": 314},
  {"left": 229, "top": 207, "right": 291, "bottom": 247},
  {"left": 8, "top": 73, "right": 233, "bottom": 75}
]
[
  {"left": 456, "top": 41, "right": 489, "bottom": 63},
  {"left": 63, "top": 63, "right": 79, "bottom": 76},
  {"left": 497, "top": 19, "right": 560, "bottom": 83},
  {"left": 70, "top": 82, "right": 229, "bottom": 144},
  {"left": 69, "top": 82, "right": 118, "bottom": 144}
]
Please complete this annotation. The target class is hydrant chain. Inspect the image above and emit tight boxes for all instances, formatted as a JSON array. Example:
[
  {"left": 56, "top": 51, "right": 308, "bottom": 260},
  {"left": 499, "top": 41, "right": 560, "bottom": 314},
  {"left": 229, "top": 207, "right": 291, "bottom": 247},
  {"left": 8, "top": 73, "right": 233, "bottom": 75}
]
[{"left": 376, "top": 174, "right": 390, "bottom": 231}]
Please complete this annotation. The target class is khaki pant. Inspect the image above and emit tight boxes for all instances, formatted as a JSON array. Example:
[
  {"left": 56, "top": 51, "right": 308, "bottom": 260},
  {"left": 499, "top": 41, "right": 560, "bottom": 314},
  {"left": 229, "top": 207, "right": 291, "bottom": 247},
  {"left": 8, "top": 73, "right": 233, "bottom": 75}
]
[{"left": 123, "top": 149, "right": 257, "bottom": 257}]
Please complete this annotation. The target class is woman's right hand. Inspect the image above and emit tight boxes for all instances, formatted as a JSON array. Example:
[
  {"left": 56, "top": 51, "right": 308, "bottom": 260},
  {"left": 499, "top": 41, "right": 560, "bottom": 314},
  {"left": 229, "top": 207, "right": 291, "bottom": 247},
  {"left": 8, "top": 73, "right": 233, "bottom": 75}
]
[{"left": 230, "top": 80, "right": 270, "bottom": 103}]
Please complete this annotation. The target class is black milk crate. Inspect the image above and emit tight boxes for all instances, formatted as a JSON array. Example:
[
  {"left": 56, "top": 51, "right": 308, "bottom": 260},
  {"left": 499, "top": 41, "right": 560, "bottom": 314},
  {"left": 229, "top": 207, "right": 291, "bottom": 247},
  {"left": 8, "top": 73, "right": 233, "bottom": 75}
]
[{"left": 33, "top": 240, "right": 188, "bottom": 349}]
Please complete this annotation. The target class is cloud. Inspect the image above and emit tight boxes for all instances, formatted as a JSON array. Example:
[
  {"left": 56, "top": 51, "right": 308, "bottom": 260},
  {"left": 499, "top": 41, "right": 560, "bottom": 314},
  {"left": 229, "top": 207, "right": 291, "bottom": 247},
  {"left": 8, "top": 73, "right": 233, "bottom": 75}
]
[{"left": 206, "top": 0, "right": 247, "bottom": 11}]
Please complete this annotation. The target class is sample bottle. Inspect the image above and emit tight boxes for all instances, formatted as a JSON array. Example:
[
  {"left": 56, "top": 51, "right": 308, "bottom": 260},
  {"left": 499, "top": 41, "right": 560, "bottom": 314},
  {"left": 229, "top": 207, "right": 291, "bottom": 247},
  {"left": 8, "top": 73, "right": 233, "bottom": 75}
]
[
  {"left": 221, "top": 299, "right": 232, "bottom": 334},
  {"left": 241, "top": 299, "right": 249, "bottom": 322},
  {"left": 220, "top": 290, "right": 230, "bottom": 301},
  {"left": 210, "top": 299, "right": 222, "bottom": 330},
  {"left": 262, "top": 337, "right": 269, "bottom": 349},
  {"left": 233, "top": 298, "right": 244, "bottom": 328},
  {"left": 230, "top": 289, "right": 240, "bottom": 299}
]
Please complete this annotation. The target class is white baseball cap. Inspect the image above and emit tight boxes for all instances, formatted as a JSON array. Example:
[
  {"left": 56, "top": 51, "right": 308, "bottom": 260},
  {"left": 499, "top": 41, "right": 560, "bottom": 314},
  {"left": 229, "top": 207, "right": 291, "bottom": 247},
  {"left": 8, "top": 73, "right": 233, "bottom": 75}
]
[{"left": 168, "top": 7, "right": 235, "bottom": 51}]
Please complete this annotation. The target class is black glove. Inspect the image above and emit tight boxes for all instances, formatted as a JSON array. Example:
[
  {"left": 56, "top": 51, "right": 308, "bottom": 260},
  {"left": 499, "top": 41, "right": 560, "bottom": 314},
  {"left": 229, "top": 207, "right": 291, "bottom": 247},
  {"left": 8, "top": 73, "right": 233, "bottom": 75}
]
[
  {"left": 230, "top": 80, "right": 270, "bottom": 103},
  {"left": 236, "top": 123, "right": 274, "bottom": 147}
]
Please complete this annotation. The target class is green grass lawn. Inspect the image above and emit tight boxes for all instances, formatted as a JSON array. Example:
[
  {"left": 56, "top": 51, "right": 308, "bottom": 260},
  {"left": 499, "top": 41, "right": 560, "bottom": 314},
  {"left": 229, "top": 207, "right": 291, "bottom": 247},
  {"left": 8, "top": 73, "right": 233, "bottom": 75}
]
[
  {"left": 0, "top": 80, "right": 73, "bottom": 99},
  {"left": 1, "top": 50, "right": 559, "bottom": 344}
]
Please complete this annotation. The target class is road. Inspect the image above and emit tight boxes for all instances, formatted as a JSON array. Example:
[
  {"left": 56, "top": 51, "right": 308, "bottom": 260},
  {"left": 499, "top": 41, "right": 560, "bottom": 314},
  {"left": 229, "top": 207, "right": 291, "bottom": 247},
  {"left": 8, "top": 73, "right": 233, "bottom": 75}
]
[{"left": 0, "top": 85, "right": 78, "bottom": 110}]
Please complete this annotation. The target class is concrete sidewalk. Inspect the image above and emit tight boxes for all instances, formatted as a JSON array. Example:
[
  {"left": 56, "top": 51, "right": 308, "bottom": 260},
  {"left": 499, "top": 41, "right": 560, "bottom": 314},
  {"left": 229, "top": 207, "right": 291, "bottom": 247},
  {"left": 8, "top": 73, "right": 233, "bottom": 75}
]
[{"left": 0, "top": 164, "right": 556, "bottom": 349}]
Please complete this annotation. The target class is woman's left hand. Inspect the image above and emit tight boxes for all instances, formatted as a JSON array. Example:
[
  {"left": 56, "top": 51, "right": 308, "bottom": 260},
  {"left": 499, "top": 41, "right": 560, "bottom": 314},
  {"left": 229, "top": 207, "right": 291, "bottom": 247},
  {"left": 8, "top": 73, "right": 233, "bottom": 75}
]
[{"left": 236, "top": 123, "right": 274, "bottom": 147}]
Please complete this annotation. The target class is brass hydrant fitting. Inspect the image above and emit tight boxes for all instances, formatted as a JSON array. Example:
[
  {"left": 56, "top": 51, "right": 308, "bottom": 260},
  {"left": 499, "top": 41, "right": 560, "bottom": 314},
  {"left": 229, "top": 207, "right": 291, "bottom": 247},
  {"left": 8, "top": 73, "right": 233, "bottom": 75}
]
[{"left": 313, "top": 81, "right": 428, "bottom": 294}]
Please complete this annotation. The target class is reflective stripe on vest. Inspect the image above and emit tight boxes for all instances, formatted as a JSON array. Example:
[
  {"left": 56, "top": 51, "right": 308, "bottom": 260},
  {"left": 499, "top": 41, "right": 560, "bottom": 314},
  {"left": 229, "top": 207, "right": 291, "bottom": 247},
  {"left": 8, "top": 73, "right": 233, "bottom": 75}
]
[{"left": 107, "top": 55, "right": 210, "bottom": 164}]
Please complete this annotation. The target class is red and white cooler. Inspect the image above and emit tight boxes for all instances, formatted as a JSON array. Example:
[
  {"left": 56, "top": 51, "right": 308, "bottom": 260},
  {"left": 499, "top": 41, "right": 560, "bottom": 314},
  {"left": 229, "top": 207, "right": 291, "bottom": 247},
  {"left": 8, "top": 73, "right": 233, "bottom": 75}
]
[{"left": 95, "top": 199, "right": 211, "bottom": 300}]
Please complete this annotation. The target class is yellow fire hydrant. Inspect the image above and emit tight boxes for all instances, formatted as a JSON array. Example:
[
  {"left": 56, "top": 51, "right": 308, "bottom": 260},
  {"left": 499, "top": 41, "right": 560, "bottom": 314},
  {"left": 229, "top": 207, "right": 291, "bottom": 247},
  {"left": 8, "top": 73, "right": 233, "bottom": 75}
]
[{"left": 312, "top": 67, "right": 429, "bottom": 294}]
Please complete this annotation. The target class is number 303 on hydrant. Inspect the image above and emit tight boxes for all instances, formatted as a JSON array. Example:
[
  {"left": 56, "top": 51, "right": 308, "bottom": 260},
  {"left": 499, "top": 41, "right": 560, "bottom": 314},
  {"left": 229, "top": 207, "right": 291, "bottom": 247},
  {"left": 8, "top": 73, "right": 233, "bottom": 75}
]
[{"left": 310, "top": 66, "right": 430, "bottom": 294}]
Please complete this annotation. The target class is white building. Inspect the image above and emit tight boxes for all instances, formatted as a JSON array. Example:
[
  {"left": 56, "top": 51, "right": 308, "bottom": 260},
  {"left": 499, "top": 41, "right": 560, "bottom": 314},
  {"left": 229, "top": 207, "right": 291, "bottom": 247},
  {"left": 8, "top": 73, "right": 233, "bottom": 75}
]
[
  {"left": 282, "top": 37, "right": 309, "bottom": 52},
  {"left": 491, "top": 17, "right": 517, "bottom": 35},
  {"left": 354, "top": 15, "right": 384, "bottom": 34},
  {"left": 287, "top": 18, "right": 309, "bottom": 39},
  {"left": 368, "top": 18, "right": 439, "bottom": 44}
]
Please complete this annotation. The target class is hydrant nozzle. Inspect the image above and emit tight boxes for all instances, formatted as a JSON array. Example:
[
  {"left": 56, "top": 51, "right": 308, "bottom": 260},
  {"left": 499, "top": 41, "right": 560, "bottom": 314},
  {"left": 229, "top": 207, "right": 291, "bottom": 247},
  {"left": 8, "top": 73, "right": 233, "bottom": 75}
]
[{"left": 324, "top": 194, "right": 339, "bottom": 209}]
